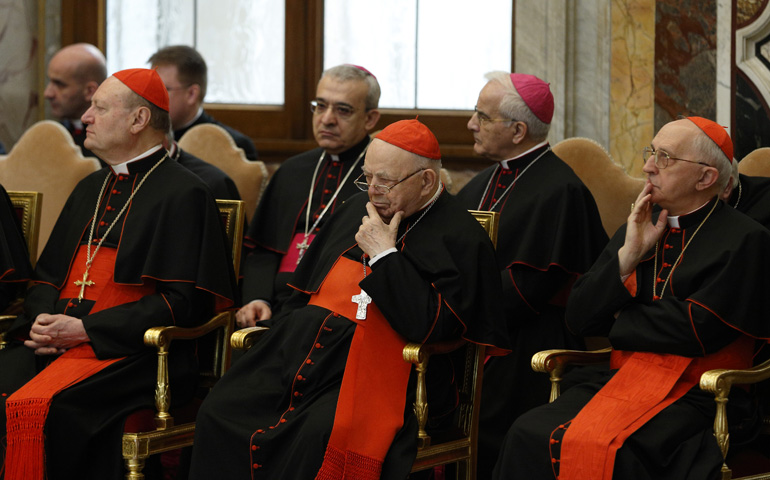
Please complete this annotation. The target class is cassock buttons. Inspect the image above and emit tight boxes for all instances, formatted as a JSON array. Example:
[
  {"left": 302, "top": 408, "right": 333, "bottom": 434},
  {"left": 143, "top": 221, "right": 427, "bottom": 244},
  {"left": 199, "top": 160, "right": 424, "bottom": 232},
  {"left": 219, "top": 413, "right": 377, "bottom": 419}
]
[
  {"left": 112, "top": 189, "right": 121, "bottom": 195},
  {"left": 251, "top": 445, "right": 259, "bottom": 451},
  {"left": 280, "top": 418, "right": 287, "bottom": 424},
  {"left": 253, "top": 463, "right": 261, "bottom": 469}
]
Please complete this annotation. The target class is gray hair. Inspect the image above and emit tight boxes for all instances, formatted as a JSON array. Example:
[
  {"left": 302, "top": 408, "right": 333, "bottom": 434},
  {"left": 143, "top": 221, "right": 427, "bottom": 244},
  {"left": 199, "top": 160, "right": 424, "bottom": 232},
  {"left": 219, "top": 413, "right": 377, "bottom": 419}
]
[
  {"left": 484, "top": 71, "right": 550, "bottom": 141},
  {"left": 322, "top": 64, "right": 381, "bottom": 110},
  {"left": 690, "top": 125, "right": 732, "bottom": 192}
]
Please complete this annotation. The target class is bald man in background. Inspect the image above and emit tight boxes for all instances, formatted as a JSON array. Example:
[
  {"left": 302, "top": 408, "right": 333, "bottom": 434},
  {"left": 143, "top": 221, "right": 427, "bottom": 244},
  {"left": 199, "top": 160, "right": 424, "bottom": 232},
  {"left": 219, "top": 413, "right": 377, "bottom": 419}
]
[{"left": 44, "top": 43, "right": 107, "bottom": 159}]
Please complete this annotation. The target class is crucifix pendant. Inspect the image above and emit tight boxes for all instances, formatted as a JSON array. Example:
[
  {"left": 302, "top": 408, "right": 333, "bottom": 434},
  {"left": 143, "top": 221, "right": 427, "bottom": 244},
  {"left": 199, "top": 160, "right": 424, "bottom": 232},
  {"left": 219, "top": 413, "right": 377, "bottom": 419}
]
[
  {"left": 74, "top": 270, "right": 95, "bottom": 301},
  {"left": 296, "top": 238, "right": 311, "bottom": 265},
  {"left": 351, "top": 289, "right": 372, "bottom": 320}
]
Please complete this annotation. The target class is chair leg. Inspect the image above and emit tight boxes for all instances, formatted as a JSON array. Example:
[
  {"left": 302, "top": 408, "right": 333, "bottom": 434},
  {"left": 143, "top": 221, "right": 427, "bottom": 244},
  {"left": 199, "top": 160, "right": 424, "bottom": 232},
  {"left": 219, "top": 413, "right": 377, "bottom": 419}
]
[{"left": 124, "top": 457, "right": 146, "bottom": 480}]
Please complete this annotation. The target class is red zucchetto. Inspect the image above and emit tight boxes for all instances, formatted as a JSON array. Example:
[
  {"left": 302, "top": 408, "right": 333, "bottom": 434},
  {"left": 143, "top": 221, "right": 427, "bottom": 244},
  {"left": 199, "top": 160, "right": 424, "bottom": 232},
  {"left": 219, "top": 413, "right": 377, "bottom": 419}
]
[
  {"left": 687, "top": 116, "right": 734, "bottom": 163},
  {"left": 113, "top": 68, "right": 170, "bottom": 112},
  {"left": 375, "top": 118, "right": 441, "bottom": 160}
]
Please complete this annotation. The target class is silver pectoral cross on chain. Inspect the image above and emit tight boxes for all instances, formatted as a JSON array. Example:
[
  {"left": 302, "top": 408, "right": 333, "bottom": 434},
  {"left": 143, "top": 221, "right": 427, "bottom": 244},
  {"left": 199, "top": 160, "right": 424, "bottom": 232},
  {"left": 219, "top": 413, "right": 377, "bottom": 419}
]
[
  {"left": 74, "top": 270, "right": 95, "bottom": 301},
  {"left": 296, "top": 237, "right": 311, "bottom": 265},
  {"left": 351, "top": 289, "right": 372, "bottom": 320}
]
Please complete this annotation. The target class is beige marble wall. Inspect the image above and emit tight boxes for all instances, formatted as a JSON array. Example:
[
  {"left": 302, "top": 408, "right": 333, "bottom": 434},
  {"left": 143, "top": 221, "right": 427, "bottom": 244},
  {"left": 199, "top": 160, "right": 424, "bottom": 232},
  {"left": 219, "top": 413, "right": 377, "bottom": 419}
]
[
  {"left": 0, "top": 0, "right": 40, "bottom": 152},
  {"left": 609, "top": 0, "right": 655, "bottom": 176}
]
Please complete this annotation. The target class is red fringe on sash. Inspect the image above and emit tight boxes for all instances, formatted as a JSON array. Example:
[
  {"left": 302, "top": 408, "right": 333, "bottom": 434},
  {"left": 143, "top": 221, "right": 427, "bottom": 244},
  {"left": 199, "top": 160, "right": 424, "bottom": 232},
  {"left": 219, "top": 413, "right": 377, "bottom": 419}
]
[{"left": 4, "top": 246, "right": 153, "bottom": 480}]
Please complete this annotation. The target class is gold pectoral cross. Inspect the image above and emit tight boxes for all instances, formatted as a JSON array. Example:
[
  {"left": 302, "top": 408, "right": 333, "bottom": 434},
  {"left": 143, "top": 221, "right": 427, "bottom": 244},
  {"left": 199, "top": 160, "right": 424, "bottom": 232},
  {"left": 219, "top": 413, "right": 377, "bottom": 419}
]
[{"left": 74, "top": 270, "right": 95, "bottom": 301}]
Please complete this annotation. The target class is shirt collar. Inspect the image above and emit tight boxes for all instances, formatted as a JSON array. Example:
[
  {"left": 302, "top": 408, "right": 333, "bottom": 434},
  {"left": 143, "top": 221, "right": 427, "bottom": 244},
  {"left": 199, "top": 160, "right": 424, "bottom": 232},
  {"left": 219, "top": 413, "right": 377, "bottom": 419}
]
[
  {"left": 110, "top": 145, "right": 164, "bottom": 175},
  {"left": 500, "top": 141, "right": 550, "bottom": 170}
]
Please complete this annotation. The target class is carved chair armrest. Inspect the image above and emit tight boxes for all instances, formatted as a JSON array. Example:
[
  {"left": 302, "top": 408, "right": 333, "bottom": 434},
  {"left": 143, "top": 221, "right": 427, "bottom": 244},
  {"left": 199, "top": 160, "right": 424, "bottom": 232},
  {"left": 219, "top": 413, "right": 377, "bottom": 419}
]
[
  {"left": 230, "top": 325, "right": 270, "bottom": 351},
  {"left": 142, "top": 311, "right": 234, "bottom": 430},
  {"left": 531, "top": 347, "right": 612, "bottom": 402},
  {"left": 699, "top": 357, "right": 770, "bottom": 468},
  {"left": 403, "top": 339, "right": 468, "bottom": 448},
  {"left": 0, "top": 315, "right": 17, "bottom": 350}
]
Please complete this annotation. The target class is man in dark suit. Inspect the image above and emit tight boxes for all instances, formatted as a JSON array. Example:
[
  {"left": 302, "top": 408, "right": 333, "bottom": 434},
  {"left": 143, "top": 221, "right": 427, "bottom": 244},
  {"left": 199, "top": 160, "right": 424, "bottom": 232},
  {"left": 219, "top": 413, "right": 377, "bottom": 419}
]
[{"left": 148, "top": 45, "right": 259, "bottom": 160}]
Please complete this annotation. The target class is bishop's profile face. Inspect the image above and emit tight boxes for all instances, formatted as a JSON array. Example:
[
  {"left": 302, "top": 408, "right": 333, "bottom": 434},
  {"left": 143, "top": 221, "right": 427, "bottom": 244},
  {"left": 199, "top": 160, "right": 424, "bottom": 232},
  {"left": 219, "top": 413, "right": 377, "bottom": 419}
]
[{"left": 467, "top": 81, "right": 518, "bottom": 162}]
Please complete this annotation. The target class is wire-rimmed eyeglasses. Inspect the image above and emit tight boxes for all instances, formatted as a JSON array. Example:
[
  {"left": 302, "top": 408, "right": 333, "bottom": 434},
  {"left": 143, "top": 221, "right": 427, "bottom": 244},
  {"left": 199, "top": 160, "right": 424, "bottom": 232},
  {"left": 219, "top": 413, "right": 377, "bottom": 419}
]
[
  {"left": 473, "top": 106, "right": 516, "bottom": 126},
  {"left": 310, "top": 100, "right": 357, "bottom": 119},
  {"left": 642, "top": 146, "right": 710, "bottom": 169},
  {"left": 354, "top": 168, "right": 426, "bottom": 194}
]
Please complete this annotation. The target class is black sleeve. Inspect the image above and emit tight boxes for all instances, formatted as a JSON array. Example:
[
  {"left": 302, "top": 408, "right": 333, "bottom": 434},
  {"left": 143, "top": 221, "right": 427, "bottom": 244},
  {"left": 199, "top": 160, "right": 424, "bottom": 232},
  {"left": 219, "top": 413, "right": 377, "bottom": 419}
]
[{"left": 360, "top": 252, "right": 461, "bottom": 343}]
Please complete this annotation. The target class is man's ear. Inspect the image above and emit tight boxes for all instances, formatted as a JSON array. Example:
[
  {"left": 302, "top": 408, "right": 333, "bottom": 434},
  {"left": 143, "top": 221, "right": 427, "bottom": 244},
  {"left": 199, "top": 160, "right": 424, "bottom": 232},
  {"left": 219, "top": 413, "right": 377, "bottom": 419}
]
[
  {"left": 511, "top": 121, "right": 528, "bottom": 145},
  {"left": 83, "top": 81, "right": 100, "bottom": 102},
  {"left": 421, "top": 168, "right": 438, "bottom": 195},
  {"left": 187, "top": 84, "right": 202, "bottom": 106},
  {"left": 365, "top": 109, "right": 381, "bottom": 132},
  {"left": 696, "top": 166, "right": 719, "bottom": 191},
  {"left": 130, "top": 106, "right": 152, "bottom": 133}
]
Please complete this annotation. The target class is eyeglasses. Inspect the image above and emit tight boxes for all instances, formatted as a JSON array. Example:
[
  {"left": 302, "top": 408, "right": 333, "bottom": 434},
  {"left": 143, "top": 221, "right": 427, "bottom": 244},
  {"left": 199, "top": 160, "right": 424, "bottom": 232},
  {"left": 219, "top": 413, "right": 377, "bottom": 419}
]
[
  {"left": 642, "top": 146, "right": 710, "bottom": 169},
  {"left": 354, "top": 168, "right": 426, "bottom": 194},
  {"left": 310, "top": 100, "right": 358, "bottom": 119},
  {"left": 473, "top": 106, "right": 516, "bottom": 126}
]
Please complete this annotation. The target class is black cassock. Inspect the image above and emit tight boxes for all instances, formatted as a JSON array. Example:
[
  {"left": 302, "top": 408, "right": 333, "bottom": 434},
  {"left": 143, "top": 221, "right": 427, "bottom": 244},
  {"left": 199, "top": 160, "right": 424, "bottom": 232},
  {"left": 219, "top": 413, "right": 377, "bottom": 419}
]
[
  {"left": 172, "top": 145, "right": 241, "bottom": 201},
  {"left": 190, "top": 190, "right": 510, "bottom": 479},
  {"left": 242, "top": 136, "right": 369, "bottom": 311},
  {"left": 728, "top": 173, "right": 770, "bottom": 229},
  {"left": 496, "top": 197, "right": 770, "bottom": 480},
  {"left": 0, "top": 150, "right": 236, "bottom": 479},
  {"left": 0, "top": 183, "right": 32, "bottom": 311},
  {"left": 455, "top": 145, "right": 608, "bottom": 476}
]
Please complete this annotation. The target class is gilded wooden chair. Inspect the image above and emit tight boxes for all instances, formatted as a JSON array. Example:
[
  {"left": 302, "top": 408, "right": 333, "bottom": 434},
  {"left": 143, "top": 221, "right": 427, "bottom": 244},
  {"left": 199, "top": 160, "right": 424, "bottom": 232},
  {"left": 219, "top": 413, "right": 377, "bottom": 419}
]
[
  {"left": 0, "top": 121, "right": 101, "bottom": 260},
  {"left": 6, "top": 190, "right": 43, "bottom": 266},
  {"left": 178, "top": 123, "right": 268, "bottom": 223},
  {"left": 121, "top": 199, "right": 245, "bottom": 480},
  {"left": 407, "top": 210, "right": 498, "bottom": 480},
  {"left": 231, "top": 210, "right": 500, "bottom": 480}
]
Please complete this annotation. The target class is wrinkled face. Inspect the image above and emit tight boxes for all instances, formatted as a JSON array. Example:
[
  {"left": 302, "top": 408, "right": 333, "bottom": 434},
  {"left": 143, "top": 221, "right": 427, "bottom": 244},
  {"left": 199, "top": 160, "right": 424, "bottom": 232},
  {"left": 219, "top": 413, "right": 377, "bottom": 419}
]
[
  {"left": 153, "top": 64, "right": 197, "bottom": 129},
  {"left": 643, "top": 120, "right": 709, "bottom": 213},
  {"left": 467, "top": 81, "right": 517, "bottom": 161},
  {"left": 81, "top": 77, "right": 135, "bottom": 164},
  {"left": 361, "top": 139, "right": 431, "bottom": 223},
  {"left": 44, "top": 54, "right": 92, "bottom": 119},
  {"left": 312, "top": 76, "right": 378, "bottom": 155}
]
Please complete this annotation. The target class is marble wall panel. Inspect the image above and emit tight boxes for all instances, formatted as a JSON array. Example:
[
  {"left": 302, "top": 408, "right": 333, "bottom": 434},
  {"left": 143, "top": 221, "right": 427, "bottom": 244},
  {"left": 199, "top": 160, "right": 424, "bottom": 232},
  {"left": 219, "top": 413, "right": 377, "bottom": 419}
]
[
  {"left": 654, "top": 0, "right": 717, "bottom": 133},
  {"left": 609, "top": 0, "right": 655, "bottom": 176},
  {"left": 0, "top": 0, "right": 39, "bottom": 152}
]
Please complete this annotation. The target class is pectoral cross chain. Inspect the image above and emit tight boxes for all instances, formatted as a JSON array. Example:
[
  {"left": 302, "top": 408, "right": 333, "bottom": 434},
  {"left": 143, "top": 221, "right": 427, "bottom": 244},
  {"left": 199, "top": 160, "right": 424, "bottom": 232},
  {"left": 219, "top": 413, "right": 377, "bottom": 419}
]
[
  {"left": 74, "top": 270, "right": 95, "bottom": 301},
  {"left": 351, "top": 289, "right": 372, "bottom": 320}
]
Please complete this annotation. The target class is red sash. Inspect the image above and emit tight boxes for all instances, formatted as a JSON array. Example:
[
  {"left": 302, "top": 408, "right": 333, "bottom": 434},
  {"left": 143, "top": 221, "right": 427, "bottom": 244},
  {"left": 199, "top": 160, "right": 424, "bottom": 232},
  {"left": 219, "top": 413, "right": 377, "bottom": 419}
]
[
  {"left": 310, "top": 257, "right": 411, "bottom": 480},
  {"left": 278, "top": 233, "right": 316, "bottom": 273},
  {"left": 4, "top": 246, "right": 154, "bottom": 480},
  {"left": 558, "top": 335, "right": 754, "bottom": 480}
]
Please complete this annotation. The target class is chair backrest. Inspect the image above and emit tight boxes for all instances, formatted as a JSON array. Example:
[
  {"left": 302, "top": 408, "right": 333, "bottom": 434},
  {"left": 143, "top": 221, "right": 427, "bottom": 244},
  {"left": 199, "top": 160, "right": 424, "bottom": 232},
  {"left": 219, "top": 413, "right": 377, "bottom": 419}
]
[
  {"left": 7, "top": 191, "right": 42, "bottom": 266},
  {"left": 739, "top": 147, "right": 770, "bottom": 177},
  {"left": 216, "top": 199, "right": 246, "bottom": 278},
  {"left": 460, "top": 210, "right": 499, "bottom": 434},
  {"left": 179, "top": 124, "right": 268, "bottom": 223},
  {"left": 0, "top": 121, "right": 101, "bottom": 259},
  {"left": 552, "top": 137, "right": 645, "bottom": 237}
]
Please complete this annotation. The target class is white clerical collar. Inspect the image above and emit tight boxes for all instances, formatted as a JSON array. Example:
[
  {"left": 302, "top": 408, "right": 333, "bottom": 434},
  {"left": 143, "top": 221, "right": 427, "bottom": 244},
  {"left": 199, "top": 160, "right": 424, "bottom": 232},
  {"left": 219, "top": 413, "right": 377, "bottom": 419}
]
[
  {"left": 500, "top": 141, "right": 549, "bottom": 170},
  {"left": 69, "top": 119, "right": 84, "bottom": 130},
  {"left": 330, "top": 154, "right": 340, "bottom": 162},
  {"left": 110, "top": 145, "right": 164, "bottom": 175},
  {"left": 178, "top": 107, "right": 204, "bottom": 131},
  {"left": 667, "top": 200, "right": 711, "bottom": 228},
  {"left": 420, "top": 182, "right": 444, "bottom": 210}
]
